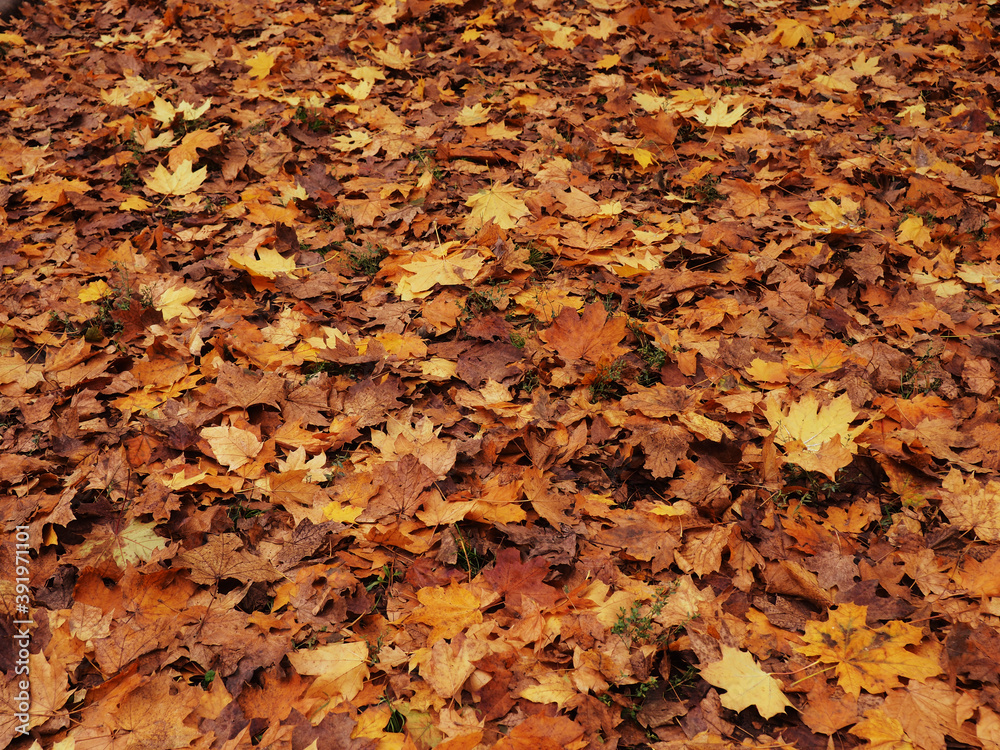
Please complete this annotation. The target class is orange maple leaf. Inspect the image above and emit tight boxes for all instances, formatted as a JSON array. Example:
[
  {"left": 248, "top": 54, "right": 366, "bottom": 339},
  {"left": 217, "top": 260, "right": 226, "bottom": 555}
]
[
  {"left": 795, "top": 603, "right": 941, "bottom": 697},
  {"left": 410, "top": 581, "right": 484, "bottom": 644},
  {"left": 539, "top": 302, "right": 628, "bottom": 365}
]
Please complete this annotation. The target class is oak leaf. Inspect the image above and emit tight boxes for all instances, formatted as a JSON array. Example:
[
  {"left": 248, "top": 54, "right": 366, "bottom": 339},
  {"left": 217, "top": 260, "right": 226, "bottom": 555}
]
[
  {"left": 795, "top": 603, "right": 941, "bottom": 697},
  {"left": 699, "top": 646, "right": 793, "bottom": 719}
]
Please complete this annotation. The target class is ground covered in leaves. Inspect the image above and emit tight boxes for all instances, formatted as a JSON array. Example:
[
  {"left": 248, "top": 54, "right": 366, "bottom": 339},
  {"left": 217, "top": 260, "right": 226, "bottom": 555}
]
[{"left": 3, "top": 0, "right": 1000, "bottom": 748}]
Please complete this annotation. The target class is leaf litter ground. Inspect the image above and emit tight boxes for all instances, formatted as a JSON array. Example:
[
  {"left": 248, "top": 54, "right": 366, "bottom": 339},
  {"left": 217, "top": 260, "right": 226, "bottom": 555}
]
[{"left": 2, "top": 1, "right": 1000, "bottom": 749}]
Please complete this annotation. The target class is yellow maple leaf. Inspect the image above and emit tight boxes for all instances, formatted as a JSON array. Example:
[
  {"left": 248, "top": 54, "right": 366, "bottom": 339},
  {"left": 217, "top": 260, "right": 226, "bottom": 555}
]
[
  {"left": 618, "top": 147, "right": 657, "bottom": 168},
  {"left": 764, "top": 392, "right": 862, "bottom": 452},
  {"left": 287, "top": 641, "right": 369, "bottom": 703},
  {"left": 0, "top": 31, "right": 25, "bottom": 46},
  {"left": 201, "top": 425, "right": 262, "bottom": 472},
  {"left": 332, "top": 130, "right": 374, "bottom": 152},
  {"left": 763, "top": 393, "right": 865, "bottom": 480},
  {"left": 700, "top": 646, "right": 793, "bottom": 719},
  {"left": 78, "top": 280, "right": 113, "bottom": 303},
  {"left": 519, "top": 671, "right": 577, "bottom": 707},
  {"left": 456, "top": 103, "right": 491, "bottom": 126},
  {"left": 322, "top": 500, "right": 362, "bottom": 524},
  {"left": 228, "top": 247, "right": 296, "bottom": 279},
  {"left": 814, "top": 68, "right": 858, "bottom": 93},
  {"left": 807, "top": 196, "right": 861, "bottom": 229},
  {"left": 668, "top": 88, "right": 711, "bottom": 114},
  {"left": 338, "top": 79, "right": 373, "bottom": 101},
  {"left": 71, "top": 518, "right": 167, "bottom": 568},
  {"left": 396, "top": 243, "right": 485, "bottom": 301},
  {"left": 23, "top": 178, "right": 91, "bottom": 203},
  {"left": 412, "top": 637, "right": 490, "bottom": 699},
  {"left": 746, "top": 358, "right": 790, "bottom": 384},
  {"left": 693, "top": 98, "right": 748, "bottom": 128},
  {"left": 850, "top": 709, "right": 916, "bottom": 750},
  {"left": 376, "top": 43, "right": 412, "bottom": 69},
  {"left": 828, "top": 0, "right": 863, "bottom": 24},
  {"left": 150, "top": 96, "right": 212, "bottom": 124},
  {"left": 420, "top": 357, "right": 458, "bottom": 381},
  {"left": 409, "top": 582, "right": 484, "bottom": 645},
  {"left": 246, "top": 51, "right": 276, "bottom": 79},
  {"left": 796, "top": 603, "right": 941, "bottom": 697},
  {"left": 939, "top": 469, "right": 1000, "bottom": 542},
  {"left": 464, "top": 183, "right": 529, "bottom": 231},
  {"left": 119, "top": 195, "right": 151, "bottom": 211},
  {"left": 633, "top": 91, "right": 668, "bottom": 113},
  {"left": 177, "top": 97, "right": 212, "bottom": 120},
  {"left": 144, "top": 160, "right": 207, "bottom": 196},
  {"left": 169, "top": 129, "right": 222, "bottom": 169},
  {"left": 785, "top": 435, "right": 854, "bottom": 481},
  {"left": 535, "top": 19, "right": 577, "bottom": 50},
  {"left": 771, "top": 18, "right": 814, "bottom": 48},
  {"left": 784, "top": 338, "right": 849, "bottom": 373},
  {"left": 156, "top": 284, "right": 200, "bottom": 322},
  {"left": 897, "top": 215, "right": 932, "bottom": 248},
  {"left": 852, "top": 52, "right": 881, "bottom": 76}
]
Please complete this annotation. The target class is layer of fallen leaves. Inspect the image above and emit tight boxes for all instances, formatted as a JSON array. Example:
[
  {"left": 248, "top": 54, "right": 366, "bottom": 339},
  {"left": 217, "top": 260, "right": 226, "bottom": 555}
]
[{"left": 2, "top": 0, "right": 1000, "bottom": 748}]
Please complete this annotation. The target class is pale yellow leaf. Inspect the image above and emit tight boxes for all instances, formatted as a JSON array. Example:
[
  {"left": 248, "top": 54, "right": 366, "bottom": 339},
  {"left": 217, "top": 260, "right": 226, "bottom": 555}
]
[
  {"left": 202, "top": 425, "right": 263, "bottom": 472},
  {"left": 464, "top": 183, "right": 529, "bottom": 231},
  {"left": 144, "top": 160, "right": 207, "bottom": 196},
  {"left": 700, "top": 646, "right": 792, "bottom": 719}
]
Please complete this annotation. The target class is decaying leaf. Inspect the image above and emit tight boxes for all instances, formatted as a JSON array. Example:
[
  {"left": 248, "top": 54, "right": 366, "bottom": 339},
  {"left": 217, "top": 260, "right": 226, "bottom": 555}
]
[
  {"left": 796, "top": 603, "right": 941, "bottom": 697},
  {"left": 6, "top": 0, "right": 997, "bottom": 746}
]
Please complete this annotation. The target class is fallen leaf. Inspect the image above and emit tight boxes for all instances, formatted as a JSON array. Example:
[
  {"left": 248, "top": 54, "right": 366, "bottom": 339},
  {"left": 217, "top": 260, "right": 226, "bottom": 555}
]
[
  {"left": 699, "top": 645, "right": 793, "bottom": 719},
  {"left": 796, "top": 603, "right": 941, "bottom": 697}
]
